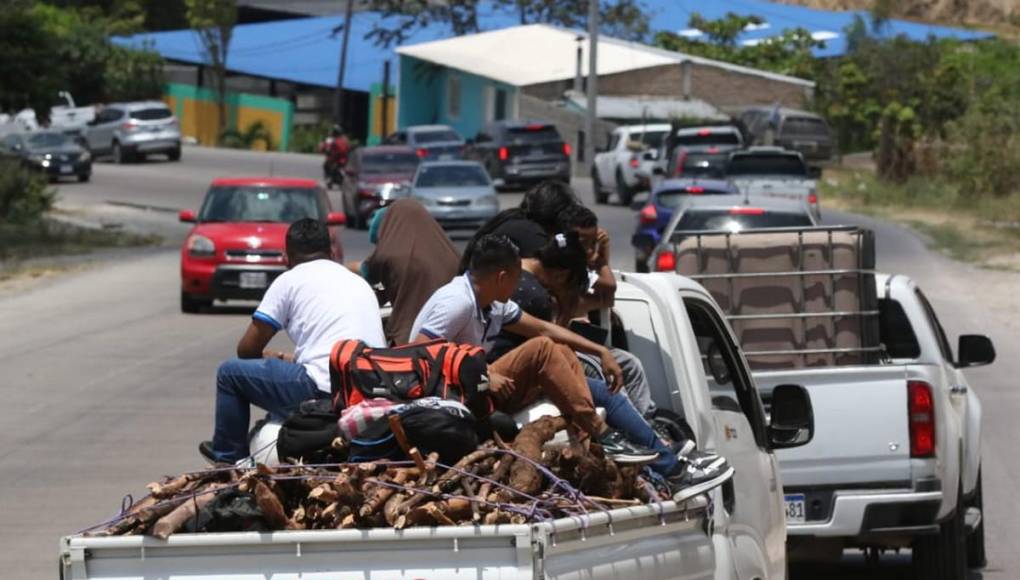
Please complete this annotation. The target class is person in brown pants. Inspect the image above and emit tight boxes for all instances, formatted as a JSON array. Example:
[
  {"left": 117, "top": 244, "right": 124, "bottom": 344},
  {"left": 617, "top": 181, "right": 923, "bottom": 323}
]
[{"left": 409, "top": 234, "right": 658, "bottom": 463}]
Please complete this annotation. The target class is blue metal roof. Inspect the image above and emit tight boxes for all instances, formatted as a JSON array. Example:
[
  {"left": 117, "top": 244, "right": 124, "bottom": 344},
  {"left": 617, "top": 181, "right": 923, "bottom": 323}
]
[
  {"left": 114, "top": 1, "right": 993, "bottom": 89},
  {"left": 644, "top": 0, "right": 992, "bottom": 58}
]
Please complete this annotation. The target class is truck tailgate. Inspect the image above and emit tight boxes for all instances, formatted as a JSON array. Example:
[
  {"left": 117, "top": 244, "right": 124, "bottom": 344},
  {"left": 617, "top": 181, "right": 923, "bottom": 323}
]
[{"left": 754, "top": 366, "right": 911, "bottom": 488}]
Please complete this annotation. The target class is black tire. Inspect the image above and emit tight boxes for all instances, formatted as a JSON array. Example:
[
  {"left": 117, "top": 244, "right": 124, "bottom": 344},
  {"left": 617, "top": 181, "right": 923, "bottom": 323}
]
[
  {"left": 967, "top": 469, "right": 987, "bottom": 569},
  {"left": 912, "top": 485, "right": 967, "bottom": 580},
  {"left": 180, "top": 292, "right": 211, "bottom": 314},
  {"left": 168, "top": 146, "right": 181, "bottom": 162},
  {"left": 615, "top": 168, "right": 633, "bottom": 207},
  {"left": 112, "top": 141, "right": 129, "bottom": 164},
  {"left": 592, "top": 169, "right": 609, "bottom": 205},
  {"left": 77, "top": 172, "right": 90, "bottom": 183}
]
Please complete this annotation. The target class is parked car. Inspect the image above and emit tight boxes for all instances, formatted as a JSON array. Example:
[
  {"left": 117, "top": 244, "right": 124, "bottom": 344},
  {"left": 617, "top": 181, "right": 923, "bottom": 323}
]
[
  {"left": 636, "top": 194, "right": 818, "bottom": 272},
  {"left": 384, "top": 124, "right": 465, "bottom": 161},
  {"left": 61, "top": 272, "right": 816, "bottom": 580},
  {"left": 177, "top": 178, "right": 345, "bottom": 313},
  {"left": 49, "top": 91, "right": 95, "bottom": 136},
  {"left": 726, "top": 146, "right": 821, "bottom": 221},
  {"left": 83, "top": 101, "right": 181, "bottom": 164},
  {"left": 340, "top": 146, "right": 419, "bottom": 229},
  {"left": 0, "top": 130, "right": 92, "bottom": 182},
  {"left": 738, "top": 106, "right": 833, "bottom": 162},
  {"left": 630, "top": 178, "right": 739, "bottom": 271},
  {"left": 410, "top": 160, "right": 499, "bottom": 230},
  {"left": 464, "top": 120, "right": 570, "bottom": 190},
  {"left": 592, "top": 123, "right": 670, "bottom": 205}
]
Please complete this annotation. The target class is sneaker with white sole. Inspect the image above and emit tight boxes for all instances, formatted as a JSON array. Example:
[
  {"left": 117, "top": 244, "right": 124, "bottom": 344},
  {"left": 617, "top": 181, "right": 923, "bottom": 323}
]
[
  {"left": 598, "top": 429, "right": 660, "bottom": 464},
  {"left": 667, "top": 454, "right": 735, "bottom": 502}
]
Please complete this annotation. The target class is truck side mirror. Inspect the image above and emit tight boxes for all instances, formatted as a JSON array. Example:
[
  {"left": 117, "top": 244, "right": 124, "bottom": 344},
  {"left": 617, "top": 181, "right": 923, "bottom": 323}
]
[
  {"left": 652, "top": 166, "right": 665, "bottom": 176},
  {"left": 956, "top": 335, "right": 995, "bottom": 368},
  {"left": 769, "top": 384, "right": 814, "bottom": 449},
  {"left": 807, "top": 166, "right": 822, "bottom": 179}
]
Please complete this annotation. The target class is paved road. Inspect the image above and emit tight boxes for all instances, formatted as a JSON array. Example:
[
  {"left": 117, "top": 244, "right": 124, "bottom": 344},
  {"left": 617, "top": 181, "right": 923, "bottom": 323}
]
[{"left": 2, "top": 148, "right": 1015, "bottom": 578}]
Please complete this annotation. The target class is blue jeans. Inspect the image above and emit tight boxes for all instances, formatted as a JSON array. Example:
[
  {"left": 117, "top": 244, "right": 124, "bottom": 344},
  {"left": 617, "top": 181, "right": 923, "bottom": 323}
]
[
  {"left": 587, "top": 378, "right": 678, "bottom": 476},
  {"left": 211, "top": 358, "right": 324, "bottom": 463}
]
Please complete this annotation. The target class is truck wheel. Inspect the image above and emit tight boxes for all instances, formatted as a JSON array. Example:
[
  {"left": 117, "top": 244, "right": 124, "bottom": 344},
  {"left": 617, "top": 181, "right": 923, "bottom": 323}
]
[
  {"left": 912, "top": 485, "right": 967, "bottom": 580},
  {"left": 966, "top": 469, "right": 987, "bottom": 568},
  {"left": 168, "top": 146, "right": 182, "bottom": 162},
  {"left": 592, "top": 169, "right": 608, "bottom": 205},
  {"left": 615, "top": 169, "right": 633, "bottom": 207},
  {"left": 180, "top": 292, "right": 211, "bottom": 314}
]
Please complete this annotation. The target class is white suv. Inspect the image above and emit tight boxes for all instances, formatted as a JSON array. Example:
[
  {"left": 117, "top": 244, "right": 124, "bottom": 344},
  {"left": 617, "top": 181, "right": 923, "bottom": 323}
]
[
  {"left": 593, "top": 123, "right": 670, "bottom": 206},
  {"left": 84, "top": 101, "right": 181, "bottom": 163}
]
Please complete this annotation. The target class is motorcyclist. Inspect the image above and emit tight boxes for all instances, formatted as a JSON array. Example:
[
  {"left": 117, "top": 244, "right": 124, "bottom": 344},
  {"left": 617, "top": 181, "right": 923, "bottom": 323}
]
[{"left": 319, "top": 124, "right": 350, "bottom": 188}]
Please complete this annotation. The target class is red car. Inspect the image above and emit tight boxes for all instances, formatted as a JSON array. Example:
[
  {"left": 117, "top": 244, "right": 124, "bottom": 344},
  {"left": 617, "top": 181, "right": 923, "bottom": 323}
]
[{"left": 178, "top": 177, "right": 346, "bottom": 313}]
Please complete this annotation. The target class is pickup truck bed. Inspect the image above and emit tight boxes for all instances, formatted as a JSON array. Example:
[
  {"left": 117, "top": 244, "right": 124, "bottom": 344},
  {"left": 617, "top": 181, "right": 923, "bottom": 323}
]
[{"left": 61, "top": 498, "right": 713, "bottom": 580}]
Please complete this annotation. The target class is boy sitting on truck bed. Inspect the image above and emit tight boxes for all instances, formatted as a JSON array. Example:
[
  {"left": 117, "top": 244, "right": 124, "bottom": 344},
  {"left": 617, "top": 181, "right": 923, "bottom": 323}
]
[{"left": 410, "top": 234, "right": 659, "bottom": 463}]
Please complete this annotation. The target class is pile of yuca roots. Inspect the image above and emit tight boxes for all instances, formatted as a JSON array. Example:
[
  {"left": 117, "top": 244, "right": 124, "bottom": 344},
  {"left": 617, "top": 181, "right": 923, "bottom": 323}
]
[{"left": 87, "top": 417, "right": 664, "bottom": 538}]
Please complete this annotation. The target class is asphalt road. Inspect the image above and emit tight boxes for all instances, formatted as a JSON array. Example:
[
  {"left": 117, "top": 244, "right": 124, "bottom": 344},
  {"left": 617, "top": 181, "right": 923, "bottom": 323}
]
[{"left": 1, "top": 147, "right": 1016, "bottom": 578}]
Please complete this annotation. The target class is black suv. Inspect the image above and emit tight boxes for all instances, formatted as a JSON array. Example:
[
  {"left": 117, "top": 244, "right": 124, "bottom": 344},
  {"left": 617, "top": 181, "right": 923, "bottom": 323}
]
[{"left": 465, "top": 120, "right": 570, "bottom": 189}]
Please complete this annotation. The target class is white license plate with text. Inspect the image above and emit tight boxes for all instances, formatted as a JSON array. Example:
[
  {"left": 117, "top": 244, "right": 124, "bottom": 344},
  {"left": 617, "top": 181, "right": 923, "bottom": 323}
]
[
  {"left": 239, "top": 272, "right": 268, "bottom": 289},
  {"left": 784, "top": 493, "right": 806, "bottom": 524}
]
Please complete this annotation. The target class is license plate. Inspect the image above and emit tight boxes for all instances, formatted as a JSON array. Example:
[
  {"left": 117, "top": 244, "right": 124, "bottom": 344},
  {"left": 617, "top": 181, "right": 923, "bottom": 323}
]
[
  {"left": 60, "top": 165, "right": 73, "bottom": 174},
  {"left": 239, "top": 272, "right": 268, "bottom": 289},
  {"left": 784, "top": 494, "right": 806, "bottom": 524},
  {"left": 439, "top": 153, "right": 454, "bottom": 161},
  {"left": 530, "top": 147, "right": 544, "bottom": 156}
]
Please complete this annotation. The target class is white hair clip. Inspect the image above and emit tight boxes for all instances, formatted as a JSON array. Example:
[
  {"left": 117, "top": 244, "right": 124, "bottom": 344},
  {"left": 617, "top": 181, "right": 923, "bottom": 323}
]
[{"left": 555, "top": 233, "right": 567, "bottom": 248}]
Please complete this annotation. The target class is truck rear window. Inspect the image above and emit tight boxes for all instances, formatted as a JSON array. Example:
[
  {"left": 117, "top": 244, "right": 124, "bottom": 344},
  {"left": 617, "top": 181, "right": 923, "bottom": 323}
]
[
  {"left": 878, "top": 299, "right": 921, "bottom": 359},
  {"left": 506, "top": 126, "right": 562, "bottom": 144},
  {"left": 676, "top": 132, "right": 741, "bottom": 147},
  {"left": 677, "top": 210, "right": 814, "bottom": 231},
  {"left": 782, "top": 117, "right": 829, "bottom": 137},
  {"left": 130, "top": 108, "right": 173, "bottom": 121},
  {"left": 413, "top": 130, "right": 462, "bottom": 144},
  {"left": 727, "top": 155, "right": 807, "bottom": 177}
]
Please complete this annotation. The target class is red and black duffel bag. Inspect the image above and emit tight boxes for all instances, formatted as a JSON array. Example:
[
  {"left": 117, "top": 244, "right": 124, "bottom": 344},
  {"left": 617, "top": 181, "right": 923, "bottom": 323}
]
[{"left": 329, "top": 339, "right": 487, "bottom": 412}]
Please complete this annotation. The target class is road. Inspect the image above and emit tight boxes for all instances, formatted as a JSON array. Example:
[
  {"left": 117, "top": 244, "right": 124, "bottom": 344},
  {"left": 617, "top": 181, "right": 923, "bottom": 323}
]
[{"left": 1, "top": 147, "right": 1015, "bottom": 578}]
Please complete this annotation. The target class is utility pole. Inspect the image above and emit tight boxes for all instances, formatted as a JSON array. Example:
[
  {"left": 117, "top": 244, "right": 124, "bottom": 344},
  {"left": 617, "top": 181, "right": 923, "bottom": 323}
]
[
  {"left": 574, "top": 35, "right": 584, "bottom": 94},
  {"left": 584, "top": 0, "right": 599, "bottom": 172},
  {"left": 334, "top": 0, "right": 354, "bottom": 125}
]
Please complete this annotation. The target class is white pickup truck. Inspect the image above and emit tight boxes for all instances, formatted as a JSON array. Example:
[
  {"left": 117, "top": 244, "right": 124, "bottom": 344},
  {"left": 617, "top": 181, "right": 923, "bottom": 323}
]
[
  {"left": 668, "top": 227, "right": 995, "bottom": 580},
  {"left": 60, "top": 273, "right": 815, "bottom": 579},
  {"left": 726, "top": 147, "right": 821, "bottom": 221}
]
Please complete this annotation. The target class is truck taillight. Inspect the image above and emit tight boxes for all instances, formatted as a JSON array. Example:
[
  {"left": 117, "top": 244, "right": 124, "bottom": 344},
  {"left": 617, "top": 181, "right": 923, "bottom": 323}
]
[
  {"left": 629, "top": 156, "right": 640, "bottom": 168},
  {"left": 415, "top": 148, "right": 427, "bottom": 158},
  {"left": 498, "top": 146, "right": 509, "bottom": 161},
  {"left": 908, "top": 381, "right": 935, "bottom": 458},
  {"left": 674, "top": 151, "right": 687, "bottom": 176},
  {"left": 655, "top": 249, "right": 676, "bottom": 272},
  {"left": 563, "top": 142, "right": 572, "bottom": 156},
  {"left": 639, "top": 204, "right": 658, "bottom": 225},
  {"left": 808, "top": 193, "right": 818, "bottom": 205}
]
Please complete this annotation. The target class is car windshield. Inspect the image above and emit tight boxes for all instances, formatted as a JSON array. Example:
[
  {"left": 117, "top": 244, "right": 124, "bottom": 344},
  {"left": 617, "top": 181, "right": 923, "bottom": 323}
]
[
  {"left": 130, "top": 108, "right": 173, "bottom": 121},
  {"left": 362, "top": 152, "right": 420, "bottom": 175},
  {"left": 416, "top": 164, "right": 490, "bottom": 188},
  {"left": 413, "top": 130, "right": 461, "bottom": 144},
  {"left": 782, "top": 117, "right": 828, "bottom": 137},
  {"left": 675, "top": 132, "right": 740, "bottom": 146},
  {"left": 677, "top": 209, "right": 814, "bottom": 232},
  {"left": 727, "top": 154, "right": 808, "bottom": 176},
  {"left": 198, "top": 186, "right": 325, "bottom": 223},
  {"left": 26, "top": 132, "right": 71, "bottom": 148},
  {"left": 506, "top": 125, "right": 561, "bottom": 144},
  {"left": 657, "top": 188, "right": 733, "bottom": 208}
]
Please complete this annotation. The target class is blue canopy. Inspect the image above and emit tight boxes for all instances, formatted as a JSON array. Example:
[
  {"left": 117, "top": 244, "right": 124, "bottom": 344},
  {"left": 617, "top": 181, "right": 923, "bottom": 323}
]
[{"left": 114, "top": 1, "right": 993, "bottom": 89}]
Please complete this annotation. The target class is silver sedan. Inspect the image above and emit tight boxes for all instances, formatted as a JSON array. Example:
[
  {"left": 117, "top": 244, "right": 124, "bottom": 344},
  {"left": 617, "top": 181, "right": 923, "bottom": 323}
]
[{"left": 411, "top": 160, "right": 500, "bottom": 230}]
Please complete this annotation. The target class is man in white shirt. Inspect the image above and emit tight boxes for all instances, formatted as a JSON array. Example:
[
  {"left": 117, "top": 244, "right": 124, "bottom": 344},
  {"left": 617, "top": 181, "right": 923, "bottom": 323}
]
[{"left": 200, "top": 218, "right": 385, "bottom": 464}]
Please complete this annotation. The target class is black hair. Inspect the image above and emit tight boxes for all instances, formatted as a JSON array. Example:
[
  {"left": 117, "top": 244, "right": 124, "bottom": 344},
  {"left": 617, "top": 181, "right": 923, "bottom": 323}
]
[
  {"left": 286, "top": 218, "right": 331, "bottom": 258},
  {"left": 534, "top": 231, "right": 589, "bottom": 293},
  {"left": 557, "top": 203, "right": 598, "bottom": 231},
  {"left": 519, "top": 181, "right": 579, "bottom": 232},
  {"left": 468, "top": 234, "right": 520, "bottom": 275}
]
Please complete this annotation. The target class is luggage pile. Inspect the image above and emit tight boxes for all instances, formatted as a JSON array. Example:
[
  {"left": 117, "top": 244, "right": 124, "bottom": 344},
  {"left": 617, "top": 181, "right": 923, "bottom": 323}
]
[{"left": 85, "top": 416, "right": 661, "bottom": 538}]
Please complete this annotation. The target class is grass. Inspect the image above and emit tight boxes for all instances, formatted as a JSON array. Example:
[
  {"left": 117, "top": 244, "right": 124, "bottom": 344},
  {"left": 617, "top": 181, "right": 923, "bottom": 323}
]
[
  {"left": 820, "top": 167, "right": 1020, "bottom": 269},
  {"left": 0, "top": 219, "right": 160, "bottom": 280}
]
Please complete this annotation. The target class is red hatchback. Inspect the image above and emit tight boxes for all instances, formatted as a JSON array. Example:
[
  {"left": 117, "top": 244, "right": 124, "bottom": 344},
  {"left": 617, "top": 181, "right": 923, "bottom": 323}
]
[{"left": 178, "top": 177, "right": 345, "bottom": 313}]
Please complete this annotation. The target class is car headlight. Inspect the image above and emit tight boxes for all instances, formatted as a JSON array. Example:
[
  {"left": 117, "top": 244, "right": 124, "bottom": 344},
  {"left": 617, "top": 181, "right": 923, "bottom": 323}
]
[
  {"left": 186, "top": 234, "right": 215, "bottom": 257},
  {"left": 28, "top": 154, "right": 48, "bottom": 163},
  {"left": 475, "top": 195, "right": 499, "bottom": 208},
  {"left": 79, "top": 150, "right": 91, "bottom": 162}
]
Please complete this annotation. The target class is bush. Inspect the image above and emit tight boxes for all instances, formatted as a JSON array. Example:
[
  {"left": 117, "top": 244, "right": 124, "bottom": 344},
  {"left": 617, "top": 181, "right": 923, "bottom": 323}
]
[
  {"left": 941, "top": 101, "right": 1020, "bottom": 199},
  {"left": 0, "top": 160, "right": 56, "bottom": 224},
  {"left": 219, "top": 120, "right": 275, "bottom": 151},
  {"left": 288, "top": 121, "right": 332, "bottom": 154}
]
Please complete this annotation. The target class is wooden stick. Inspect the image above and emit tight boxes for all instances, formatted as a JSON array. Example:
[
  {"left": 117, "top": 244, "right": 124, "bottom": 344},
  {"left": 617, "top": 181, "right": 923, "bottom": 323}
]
[{"left": 151, "top": 484, "right": 225, "bottom": 539}]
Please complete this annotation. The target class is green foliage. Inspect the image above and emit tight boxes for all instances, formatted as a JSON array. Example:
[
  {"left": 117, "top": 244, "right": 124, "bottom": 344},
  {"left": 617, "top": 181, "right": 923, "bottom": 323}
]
[
  {"left": 289, "top": 121, "right": 333, "bottom": 154},
  {"left": 0, "top": 2, "right": 163, "bottom": 117},
  {"left": 185, "top": 0, "right": 237, "bottom": 132},
  {"left": 942, "top": 99, "right": 1020, "bottom": 198},
  {"left": 0, "top": 161, "right": 58, "bottom": 224},
  {"left": 652, "top": 13, "right": 822, "bottom": 79},
  {"left": 219, "top": 121, "right": 275, "bottom": 151},
  {"left": 366, "top": 0, "right": 651, "bottom": 47}
]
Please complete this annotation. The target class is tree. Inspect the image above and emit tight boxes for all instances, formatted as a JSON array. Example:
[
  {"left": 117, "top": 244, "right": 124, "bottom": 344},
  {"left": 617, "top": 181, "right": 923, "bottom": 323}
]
[
  {"left": 185, "top": 0, "right": 236, "bottom": 132},
  {"left": 365, "top": 0, "right": 650, "bottom": 47},
  {"left": 0, "top": 3, "right": 63, "bottom": 117}
]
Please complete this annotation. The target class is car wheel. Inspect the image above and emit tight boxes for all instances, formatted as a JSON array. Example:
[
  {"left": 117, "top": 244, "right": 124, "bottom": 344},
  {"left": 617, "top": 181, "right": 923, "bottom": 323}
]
[
  {"left": 615, "top": 168, "right": 633, "bottom": 207},
  {"left": 912, "top": 483, "right": 967, "bottom": 580},
  {"left": 77, "top": 172, "right": 90, "bottom": 183},
  {"left": 966, "top": 468, "right": 987, "bottom": 568},
  {"left": 168, "top": 146, "right": 182, "bottom": 162},
  {"left": 112, "top": 141, "right": 128, "bottom": 164},
  {"left": 180, "top": 291, "right": 211, "bottom": 314},
  {"left": 592, "top": 169, "right": 608, "bottom": 205}
]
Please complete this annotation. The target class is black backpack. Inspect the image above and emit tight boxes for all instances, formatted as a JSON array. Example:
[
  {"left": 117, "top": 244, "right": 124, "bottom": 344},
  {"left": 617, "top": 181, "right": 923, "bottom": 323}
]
[
  {"left": 348, "top": 400, "right": 479, "bottom": 465},
  {"left": 277, "top": 399, "right": 341, "bottom": 463}
]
